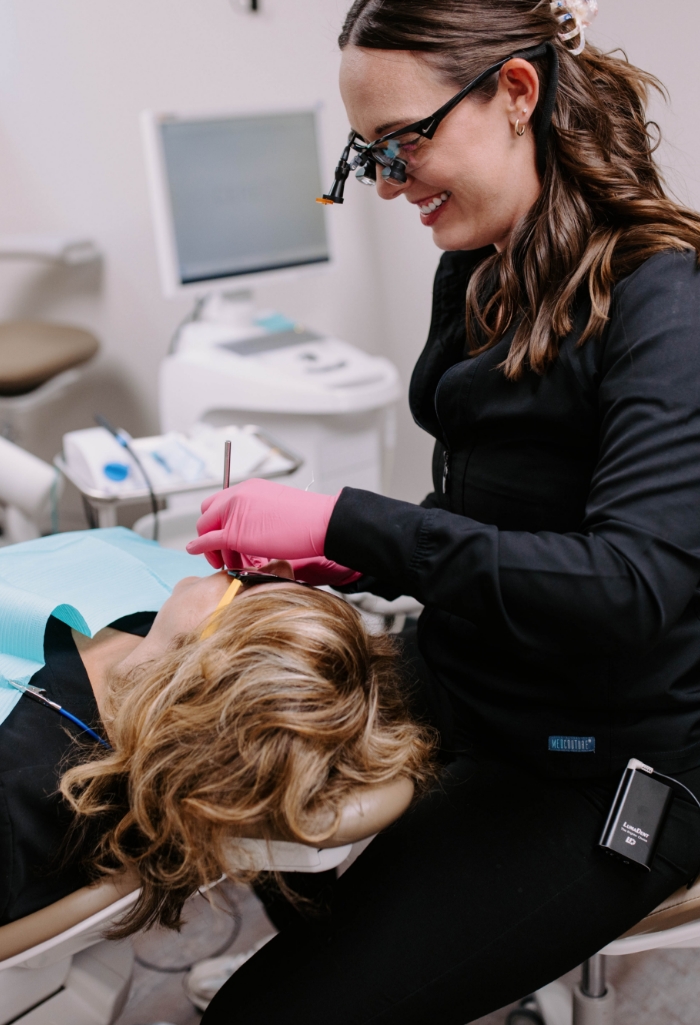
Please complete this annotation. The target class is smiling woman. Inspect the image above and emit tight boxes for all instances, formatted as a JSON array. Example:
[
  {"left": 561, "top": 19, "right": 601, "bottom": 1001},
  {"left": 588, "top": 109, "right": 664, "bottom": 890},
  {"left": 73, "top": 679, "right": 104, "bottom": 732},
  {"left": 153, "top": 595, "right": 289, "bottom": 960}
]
[
  {"left": 336, "top": 34, "right": 545, "bottom": 253},
  {"left": 192, "top": 2, "right": 700, "bottom": 1023},
  {"left": 337, "top": 0, "right": 700, "bottom": 377}
]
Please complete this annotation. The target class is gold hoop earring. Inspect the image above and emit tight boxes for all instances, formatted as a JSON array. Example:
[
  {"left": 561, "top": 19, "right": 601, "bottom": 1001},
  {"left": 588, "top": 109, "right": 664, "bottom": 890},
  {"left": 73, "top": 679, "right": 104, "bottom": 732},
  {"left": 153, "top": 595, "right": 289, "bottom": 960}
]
[{"left": 515, "top": 119, "right": 526, "bottom": 137}]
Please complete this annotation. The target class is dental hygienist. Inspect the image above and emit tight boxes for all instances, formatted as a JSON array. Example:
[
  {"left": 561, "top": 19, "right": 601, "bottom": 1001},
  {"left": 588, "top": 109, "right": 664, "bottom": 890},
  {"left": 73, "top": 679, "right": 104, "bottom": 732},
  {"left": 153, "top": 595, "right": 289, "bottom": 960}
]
[{"left": 190, "top": 2, "right": 700, "bottom": 1021}]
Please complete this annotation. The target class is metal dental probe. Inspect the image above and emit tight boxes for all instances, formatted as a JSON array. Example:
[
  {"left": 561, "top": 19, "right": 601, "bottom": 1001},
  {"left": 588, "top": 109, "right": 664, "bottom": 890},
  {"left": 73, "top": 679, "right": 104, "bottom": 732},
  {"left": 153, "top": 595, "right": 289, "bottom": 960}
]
[{"left": 223, "top": 440, "right": 232, "bottom": 489}]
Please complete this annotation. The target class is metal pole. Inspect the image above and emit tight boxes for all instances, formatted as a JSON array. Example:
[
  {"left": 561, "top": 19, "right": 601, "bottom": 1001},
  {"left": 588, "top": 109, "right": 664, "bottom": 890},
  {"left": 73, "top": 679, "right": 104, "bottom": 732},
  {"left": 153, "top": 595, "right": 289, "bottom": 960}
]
[
  {"left": 223, "top": 440, "right": 232, "bottom": 490},
  {"left": 581, "top": 954, "right": 607, "bottom": 998}
]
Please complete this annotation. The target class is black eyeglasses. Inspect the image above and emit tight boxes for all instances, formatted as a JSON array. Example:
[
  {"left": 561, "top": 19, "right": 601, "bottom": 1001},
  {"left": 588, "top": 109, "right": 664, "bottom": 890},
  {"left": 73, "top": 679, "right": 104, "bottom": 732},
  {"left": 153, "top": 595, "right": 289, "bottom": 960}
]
[
  {"left": 317, "top": 42, "right": 558, "bottom": 206},
  {"left": 227, "top": 569, "right": 314, "bottom": 588}
]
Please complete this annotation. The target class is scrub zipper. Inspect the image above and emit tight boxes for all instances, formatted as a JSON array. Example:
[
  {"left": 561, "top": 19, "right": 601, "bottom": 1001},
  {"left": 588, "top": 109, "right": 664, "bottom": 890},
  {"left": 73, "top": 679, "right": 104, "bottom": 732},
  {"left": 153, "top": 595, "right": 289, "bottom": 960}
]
[{"left": 434, "top": 364, "right": 459, "bottom": 498}]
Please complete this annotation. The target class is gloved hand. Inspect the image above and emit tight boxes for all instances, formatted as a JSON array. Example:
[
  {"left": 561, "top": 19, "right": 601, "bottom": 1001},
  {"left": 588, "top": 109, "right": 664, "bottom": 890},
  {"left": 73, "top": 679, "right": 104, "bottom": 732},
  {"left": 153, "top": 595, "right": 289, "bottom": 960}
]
[
  {"left": 289, "top": 557, "right": 361, "bottom": 587},
  {"left": 204, "top": 551, "right": 359, "bottom": 585},
  {"left": 186, "top": 479, "right": 339, "bottom": 569},
  {"left": 225, "top": 552, "right": 268, "bottom": 570}
]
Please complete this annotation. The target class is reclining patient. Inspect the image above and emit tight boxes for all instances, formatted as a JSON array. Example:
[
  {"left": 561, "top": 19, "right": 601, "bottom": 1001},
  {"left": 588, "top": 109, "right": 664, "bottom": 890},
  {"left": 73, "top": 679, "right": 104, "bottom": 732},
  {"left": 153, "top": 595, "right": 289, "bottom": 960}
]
[{"left": 0, "top": 529, "right": 433, "bottom": 937}]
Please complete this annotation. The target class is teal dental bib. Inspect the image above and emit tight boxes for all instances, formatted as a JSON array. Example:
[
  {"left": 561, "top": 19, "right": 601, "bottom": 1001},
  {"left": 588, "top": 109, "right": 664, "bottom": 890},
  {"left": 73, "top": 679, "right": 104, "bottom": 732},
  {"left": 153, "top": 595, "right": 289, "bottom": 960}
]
[{"left": 0, "top": 527, "right": 216, "bottom": 726}]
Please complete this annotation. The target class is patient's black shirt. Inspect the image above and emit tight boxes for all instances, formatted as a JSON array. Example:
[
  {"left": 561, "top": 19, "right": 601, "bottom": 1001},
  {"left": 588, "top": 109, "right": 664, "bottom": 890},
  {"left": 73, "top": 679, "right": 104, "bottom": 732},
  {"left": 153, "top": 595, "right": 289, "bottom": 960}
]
[{"left": 0, "top": 612, "right": 156, "bottom": 925}]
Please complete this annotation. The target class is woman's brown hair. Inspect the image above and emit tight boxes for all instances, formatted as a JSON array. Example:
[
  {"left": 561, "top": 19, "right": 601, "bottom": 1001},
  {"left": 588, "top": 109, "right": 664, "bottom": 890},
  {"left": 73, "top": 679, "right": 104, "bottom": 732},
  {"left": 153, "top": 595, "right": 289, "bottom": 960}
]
[
  {"left": 340, "top": 0, "right": 700, "bottom": 378},
  {"left": 61, "top": 587, "right": 434, "bottom": 937}
]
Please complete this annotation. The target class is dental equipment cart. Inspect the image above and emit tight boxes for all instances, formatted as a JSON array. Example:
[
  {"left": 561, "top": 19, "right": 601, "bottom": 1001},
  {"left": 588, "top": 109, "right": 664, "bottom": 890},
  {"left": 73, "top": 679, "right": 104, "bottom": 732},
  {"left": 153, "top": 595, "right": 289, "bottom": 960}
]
[
  {"left": 55, "top": 423, "right": 301, "bottom": 529},
  {"left": 159, "top": 319, "right": 401, "bottom": 497},
  {"left": 143, "top": 106, "right": 401, "bottom": 497},
  {"left": 143, "top": 107, "right": 400, "bottom": 497}
]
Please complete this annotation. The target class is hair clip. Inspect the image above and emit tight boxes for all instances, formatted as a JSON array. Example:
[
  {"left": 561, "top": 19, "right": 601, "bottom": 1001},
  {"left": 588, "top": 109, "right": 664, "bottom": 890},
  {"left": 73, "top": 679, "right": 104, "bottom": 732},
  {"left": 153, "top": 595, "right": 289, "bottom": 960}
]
[{"left": 550, "top": 0, "right": 598, "bottom": 56}]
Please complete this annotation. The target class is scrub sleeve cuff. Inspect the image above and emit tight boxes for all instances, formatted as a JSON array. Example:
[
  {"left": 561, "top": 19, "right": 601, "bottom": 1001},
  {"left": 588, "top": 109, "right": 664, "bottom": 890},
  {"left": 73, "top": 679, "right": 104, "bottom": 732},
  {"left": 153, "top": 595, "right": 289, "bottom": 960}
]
[{"left": 325, "top": 487, "right": 425, "bottom": 597}]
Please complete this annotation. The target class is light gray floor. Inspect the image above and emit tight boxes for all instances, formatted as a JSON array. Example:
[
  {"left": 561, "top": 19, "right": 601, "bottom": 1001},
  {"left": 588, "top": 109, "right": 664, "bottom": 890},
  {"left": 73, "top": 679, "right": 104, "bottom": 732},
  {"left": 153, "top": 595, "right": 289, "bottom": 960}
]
[
  {"left": 474, "top": 950, "right": 700, "bottom": 1025},
  {"left": 114, "top": 883, "right": 275, "bottom": 1025},
  {"left": 114, "top": 883, "right": 700, "bottom": 1025}
]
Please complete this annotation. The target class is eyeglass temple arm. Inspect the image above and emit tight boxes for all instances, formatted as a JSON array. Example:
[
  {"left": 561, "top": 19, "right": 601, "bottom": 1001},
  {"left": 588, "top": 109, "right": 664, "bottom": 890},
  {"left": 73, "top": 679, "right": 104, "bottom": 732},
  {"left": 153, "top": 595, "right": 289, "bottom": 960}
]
[
  {"left": 416, "top": 42, "right": 550, "bottom": 141},
  {"left": 415, "top": 42, "right": 556, "bottom": 176},
  {"left": 417, "top": 58, "right": 513, "bottom": 139}
]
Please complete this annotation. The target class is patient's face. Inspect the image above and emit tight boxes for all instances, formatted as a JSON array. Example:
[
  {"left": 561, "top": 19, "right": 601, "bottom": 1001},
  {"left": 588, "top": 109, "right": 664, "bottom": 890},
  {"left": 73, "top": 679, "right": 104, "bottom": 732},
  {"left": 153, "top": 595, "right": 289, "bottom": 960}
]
[
  {"left": 161, "top": 560, "right": 296, "bottom": 634},
  {"left": 119, "top": 561, "right": 297, "bottom": 671}
]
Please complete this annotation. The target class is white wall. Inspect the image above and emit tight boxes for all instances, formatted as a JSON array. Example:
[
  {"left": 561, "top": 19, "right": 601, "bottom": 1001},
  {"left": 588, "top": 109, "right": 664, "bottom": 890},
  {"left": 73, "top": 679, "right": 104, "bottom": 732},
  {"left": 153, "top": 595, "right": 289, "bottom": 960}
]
[
  {"left": 591, "top": 1, "right": 700, "bottom": 212},
  {"left": 0, "top": 0, "right": 698, "bottom": 507},
  {"left": 0, "top": 0, "right": 383, "bottom": 438}
]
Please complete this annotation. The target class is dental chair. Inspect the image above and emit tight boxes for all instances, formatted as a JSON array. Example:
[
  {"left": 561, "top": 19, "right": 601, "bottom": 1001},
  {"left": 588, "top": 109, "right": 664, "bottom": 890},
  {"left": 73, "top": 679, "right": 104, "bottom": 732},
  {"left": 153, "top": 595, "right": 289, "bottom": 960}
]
[
  {"left": 526, "top": 875, "right": 700, "bottom": 1025},
  {"left": 0, "top": 845, "right": 352, "bottom": 1025},
  {"left": 0, "top": 873, "right": 139, "bottom": 1025},
  {"left": 0, "top": 781, "right": 408, "bottom": 1024}
]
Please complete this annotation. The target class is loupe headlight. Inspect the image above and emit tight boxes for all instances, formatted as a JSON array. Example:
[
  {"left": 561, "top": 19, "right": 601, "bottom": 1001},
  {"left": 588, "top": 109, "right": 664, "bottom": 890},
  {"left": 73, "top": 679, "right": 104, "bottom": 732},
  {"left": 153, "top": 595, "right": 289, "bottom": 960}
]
[
  {"left": 316, "top": 131, "right": 357, "bottom": 205},
  {"left": 317, "top": 133, "right": 409, "bottom": 203}
]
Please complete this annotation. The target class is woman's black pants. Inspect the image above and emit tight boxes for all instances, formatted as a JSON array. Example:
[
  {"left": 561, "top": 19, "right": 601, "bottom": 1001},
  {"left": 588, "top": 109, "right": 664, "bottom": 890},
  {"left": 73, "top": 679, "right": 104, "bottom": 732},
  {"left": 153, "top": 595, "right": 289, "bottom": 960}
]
[{"left": 202, "top": 753, "right": 700, "bottom": 1024}]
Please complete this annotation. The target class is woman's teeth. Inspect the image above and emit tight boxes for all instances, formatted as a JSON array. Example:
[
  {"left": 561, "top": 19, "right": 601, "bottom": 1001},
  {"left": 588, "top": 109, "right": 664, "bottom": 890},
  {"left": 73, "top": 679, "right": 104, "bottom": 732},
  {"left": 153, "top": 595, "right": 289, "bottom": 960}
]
[{"left": 419, "top": 192, "right": 451, "bottom": 215}]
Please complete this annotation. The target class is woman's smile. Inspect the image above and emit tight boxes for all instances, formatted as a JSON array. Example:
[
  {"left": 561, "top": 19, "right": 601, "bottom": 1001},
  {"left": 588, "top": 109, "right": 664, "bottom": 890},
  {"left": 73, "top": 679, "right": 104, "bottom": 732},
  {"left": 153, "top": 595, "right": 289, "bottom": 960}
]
[{"left": 413, "top": 190, "right": 452, "bottom": 226}]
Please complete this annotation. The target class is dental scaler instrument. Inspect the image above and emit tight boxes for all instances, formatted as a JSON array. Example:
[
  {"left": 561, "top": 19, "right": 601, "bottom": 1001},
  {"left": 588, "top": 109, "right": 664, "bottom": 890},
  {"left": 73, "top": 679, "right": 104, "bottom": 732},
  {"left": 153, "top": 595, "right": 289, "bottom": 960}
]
[
  {"left": 199, "top": 438, "right": 240, "bottom": 640},
  {"left": 223, "top": 439, "right": 232, "bottom": 489}
]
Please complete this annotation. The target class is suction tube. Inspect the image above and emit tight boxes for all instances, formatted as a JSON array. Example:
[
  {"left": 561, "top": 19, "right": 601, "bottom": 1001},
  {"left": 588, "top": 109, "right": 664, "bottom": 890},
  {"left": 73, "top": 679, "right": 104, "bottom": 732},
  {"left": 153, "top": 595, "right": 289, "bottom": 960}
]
[{"left": 0, "top": 435, "right": 60, "bottom": 520}]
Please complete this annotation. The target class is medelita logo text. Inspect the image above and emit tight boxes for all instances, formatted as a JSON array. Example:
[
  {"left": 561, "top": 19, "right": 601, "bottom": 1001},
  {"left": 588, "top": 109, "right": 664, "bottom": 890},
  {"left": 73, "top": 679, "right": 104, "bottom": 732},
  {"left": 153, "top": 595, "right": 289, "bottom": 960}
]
[{"left": 548, "top": 736, "right": 596, "bottom": 753}]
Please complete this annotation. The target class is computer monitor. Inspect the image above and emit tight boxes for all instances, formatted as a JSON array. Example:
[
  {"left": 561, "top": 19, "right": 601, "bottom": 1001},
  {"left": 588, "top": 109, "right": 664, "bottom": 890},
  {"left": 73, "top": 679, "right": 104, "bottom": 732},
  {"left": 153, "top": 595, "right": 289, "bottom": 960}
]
[{"left": 141, "top": 108, "right": 331, "bottom": 298}]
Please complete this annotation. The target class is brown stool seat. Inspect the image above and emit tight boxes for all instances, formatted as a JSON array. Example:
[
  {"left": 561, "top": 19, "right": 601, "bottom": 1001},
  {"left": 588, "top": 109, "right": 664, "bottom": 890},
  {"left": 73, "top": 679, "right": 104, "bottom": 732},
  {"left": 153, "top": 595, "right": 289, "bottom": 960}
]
[
  {"left": 623, "top": 874, "right": 700, "bottom": 937},
  {"left": 0, "top": 321, "right": 99, "bottom": 396}
]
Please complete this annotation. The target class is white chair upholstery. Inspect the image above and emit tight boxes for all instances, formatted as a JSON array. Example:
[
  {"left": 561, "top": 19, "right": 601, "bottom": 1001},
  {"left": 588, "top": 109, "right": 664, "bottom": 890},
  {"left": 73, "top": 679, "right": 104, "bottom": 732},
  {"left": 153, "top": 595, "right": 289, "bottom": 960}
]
[
  {"left": 0, "top": 839, "right": 353, "bottom": 1025},
  {"left": 0, "top": 882, "right": 138, "bottom": 1025},
  {"left": 236, "top": 839, "right": 352, "bottom": 873}
]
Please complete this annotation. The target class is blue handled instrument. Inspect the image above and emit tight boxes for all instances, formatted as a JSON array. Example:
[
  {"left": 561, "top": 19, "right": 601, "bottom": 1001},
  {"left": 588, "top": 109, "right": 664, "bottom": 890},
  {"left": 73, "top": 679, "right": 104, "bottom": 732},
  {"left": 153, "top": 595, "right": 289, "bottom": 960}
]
[{"left": 8, "top": 679, "right": 111, "bottom": 749}]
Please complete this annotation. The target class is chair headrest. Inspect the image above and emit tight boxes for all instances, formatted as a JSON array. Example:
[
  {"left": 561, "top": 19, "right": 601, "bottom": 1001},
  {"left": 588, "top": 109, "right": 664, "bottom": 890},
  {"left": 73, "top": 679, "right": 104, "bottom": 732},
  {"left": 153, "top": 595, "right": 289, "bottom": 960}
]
[{"left": 322, "top": 777, "right": 415, "bottom": 846}]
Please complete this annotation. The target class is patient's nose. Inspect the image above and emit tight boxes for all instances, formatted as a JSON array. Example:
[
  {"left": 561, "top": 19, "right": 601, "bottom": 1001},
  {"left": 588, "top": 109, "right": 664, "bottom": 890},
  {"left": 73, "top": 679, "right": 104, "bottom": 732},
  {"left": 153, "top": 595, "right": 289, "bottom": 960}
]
[{"left": 260, "top": 559, "right": 294, "bottom": 580}]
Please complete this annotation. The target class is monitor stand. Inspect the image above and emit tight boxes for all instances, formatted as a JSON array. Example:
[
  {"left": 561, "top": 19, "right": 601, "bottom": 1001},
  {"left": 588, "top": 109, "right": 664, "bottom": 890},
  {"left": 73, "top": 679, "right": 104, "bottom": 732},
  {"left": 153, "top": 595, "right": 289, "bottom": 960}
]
[
  {"left": 199, "top": 289, "right": 255, "bottom": 329},
  {"left": 173, "top": 288, "right": 302, "bottom": 355}
]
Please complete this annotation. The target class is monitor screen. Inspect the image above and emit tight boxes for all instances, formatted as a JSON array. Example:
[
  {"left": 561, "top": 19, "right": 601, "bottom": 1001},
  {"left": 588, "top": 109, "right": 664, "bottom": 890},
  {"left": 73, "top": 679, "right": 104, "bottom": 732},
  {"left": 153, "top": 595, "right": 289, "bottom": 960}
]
[{"left": 158, "top": 111, "right": 330, "bottom": 286}]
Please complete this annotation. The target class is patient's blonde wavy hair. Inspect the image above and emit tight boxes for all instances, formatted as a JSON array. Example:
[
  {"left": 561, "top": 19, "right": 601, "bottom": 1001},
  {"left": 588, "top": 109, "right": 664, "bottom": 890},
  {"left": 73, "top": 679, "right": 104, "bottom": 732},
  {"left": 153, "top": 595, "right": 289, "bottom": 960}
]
[{"left": 61, "top": 587, "right": 435, "bottom": 937}]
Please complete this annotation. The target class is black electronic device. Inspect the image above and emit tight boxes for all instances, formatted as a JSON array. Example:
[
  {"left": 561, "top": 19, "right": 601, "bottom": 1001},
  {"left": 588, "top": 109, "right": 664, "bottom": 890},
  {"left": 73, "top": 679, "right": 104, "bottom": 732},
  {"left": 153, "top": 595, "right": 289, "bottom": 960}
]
[{"left": 599, "top": 759, "right": 673, "bottom": 869}]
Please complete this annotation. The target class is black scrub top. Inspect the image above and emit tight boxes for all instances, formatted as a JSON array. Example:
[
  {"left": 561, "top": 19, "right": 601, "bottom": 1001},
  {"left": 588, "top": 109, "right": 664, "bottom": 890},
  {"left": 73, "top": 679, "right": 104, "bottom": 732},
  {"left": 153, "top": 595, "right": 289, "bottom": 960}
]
[
  {"left": 327, "top": 249, "right": 700, "bottom": 779},
  {"left": 0, "top": 611, "right": 156, "bottom": 925}
]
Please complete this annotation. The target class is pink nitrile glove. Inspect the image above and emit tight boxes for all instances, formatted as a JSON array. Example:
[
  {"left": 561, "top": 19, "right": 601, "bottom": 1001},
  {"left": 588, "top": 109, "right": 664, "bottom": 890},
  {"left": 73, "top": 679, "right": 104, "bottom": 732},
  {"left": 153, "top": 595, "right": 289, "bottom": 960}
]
[
  {"left": 185, "top": 479, "right": 339, "bottom": 569},
  {"left": 196, "top": 548, "right": 268, "bottom": 571},
  {"left": 289, "top": 557, "right": 361, "bottom": 587}
]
